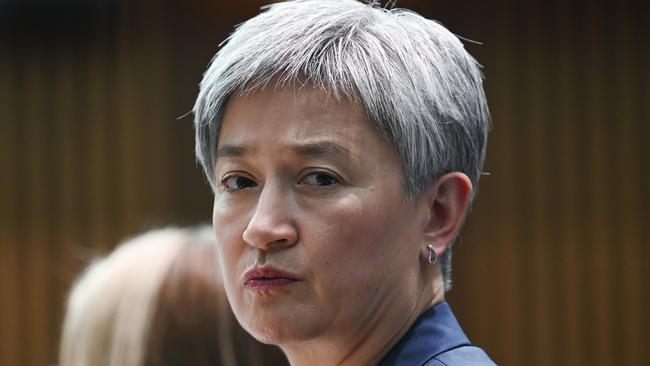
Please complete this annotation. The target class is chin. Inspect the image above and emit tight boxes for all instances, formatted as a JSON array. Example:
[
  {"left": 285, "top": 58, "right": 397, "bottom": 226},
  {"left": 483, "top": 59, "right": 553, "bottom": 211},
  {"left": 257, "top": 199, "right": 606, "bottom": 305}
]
[{"left": 241, "top": 309, "right": 324, "bottom": 346}]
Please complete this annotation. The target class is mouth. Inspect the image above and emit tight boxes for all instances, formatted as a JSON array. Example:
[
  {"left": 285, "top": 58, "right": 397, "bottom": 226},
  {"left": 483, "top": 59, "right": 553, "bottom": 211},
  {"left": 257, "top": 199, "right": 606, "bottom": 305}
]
[{"left": 243, "top": 266, "right": 301, "bottom": 290}]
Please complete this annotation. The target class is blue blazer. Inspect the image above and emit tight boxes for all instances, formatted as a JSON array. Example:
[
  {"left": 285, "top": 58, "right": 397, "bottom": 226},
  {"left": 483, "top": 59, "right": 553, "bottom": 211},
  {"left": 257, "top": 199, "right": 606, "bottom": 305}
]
[{"left": 378, "top": 302, "right": 497, "bottom": 366}]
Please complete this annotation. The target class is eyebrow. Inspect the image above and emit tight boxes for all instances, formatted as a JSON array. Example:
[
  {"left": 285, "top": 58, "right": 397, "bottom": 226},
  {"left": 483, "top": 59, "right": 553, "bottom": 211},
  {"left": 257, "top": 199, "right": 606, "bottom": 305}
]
[
  {"left": 290, "top": 141, "right": 352, "bottom": 159},
  {"left": 215, "top": 145, "right": 249, "bottom": 159},
  {"left": 215, "top": 141, "right": 352, "bottom": 160}
]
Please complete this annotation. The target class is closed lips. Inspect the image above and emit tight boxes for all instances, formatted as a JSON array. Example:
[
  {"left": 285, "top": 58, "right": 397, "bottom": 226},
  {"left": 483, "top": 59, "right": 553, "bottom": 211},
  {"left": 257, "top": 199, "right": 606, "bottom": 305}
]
[{"left": 243, "top": 267, "right": 300, "bottom": 287}]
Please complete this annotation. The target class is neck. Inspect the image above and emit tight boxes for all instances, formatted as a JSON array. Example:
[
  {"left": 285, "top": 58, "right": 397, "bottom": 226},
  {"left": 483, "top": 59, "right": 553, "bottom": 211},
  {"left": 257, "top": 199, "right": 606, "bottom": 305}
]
[{"left": 281, "top": 274, "right": 445, "bottom": 366}]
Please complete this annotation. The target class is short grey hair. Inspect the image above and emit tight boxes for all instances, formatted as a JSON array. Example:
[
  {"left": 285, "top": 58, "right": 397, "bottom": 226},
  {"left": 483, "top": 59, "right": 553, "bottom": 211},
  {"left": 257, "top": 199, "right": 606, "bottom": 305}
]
[{"left": 193, "top": 0, "right": 490, "bottom": 291}]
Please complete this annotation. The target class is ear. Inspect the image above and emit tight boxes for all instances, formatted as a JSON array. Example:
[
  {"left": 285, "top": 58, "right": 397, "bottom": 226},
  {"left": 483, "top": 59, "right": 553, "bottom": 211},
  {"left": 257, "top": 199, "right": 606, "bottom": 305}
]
[{"left": 419, "top": 172, "right": 473, "bottom": 260}]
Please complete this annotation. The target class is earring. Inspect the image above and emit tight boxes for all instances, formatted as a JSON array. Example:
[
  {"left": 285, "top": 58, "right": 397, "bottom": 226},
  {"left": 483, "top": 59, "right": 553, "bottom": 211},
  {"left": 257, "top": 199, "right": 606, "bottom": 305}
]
[{"left": 426, "top": 244, "right": 438, "bottom": 264}]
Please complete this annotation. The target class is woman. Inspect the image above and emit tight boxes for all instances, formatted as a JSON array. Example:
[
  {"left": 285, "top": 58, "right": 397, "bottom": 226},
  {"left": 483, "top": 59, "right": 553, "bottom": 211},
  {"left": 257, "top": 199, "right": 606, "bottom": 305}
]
[
  {"left": 59, "top": 226, "right": 287, "bottom": 366},
  {"left": 193, "top": 0, "right": 496, "bottom": 365}
]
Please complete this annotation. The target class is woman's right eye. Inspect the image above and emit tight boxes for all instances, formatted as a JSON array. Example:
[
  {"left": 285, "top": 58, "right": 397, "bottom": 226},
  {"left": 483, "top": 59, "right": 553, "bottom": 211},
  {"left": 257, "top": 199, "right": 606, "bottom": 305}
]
[{"left": 220, "top": 175, "right": 257, "bottom": 192}]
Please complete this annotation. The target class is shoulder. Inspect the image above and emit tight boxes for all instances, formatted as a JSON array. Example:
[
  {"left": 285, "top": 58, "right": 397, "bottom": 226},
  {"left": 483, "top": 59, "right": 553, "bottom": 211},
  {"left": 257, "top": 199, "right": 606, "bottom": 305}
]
[{"left": 424, "top": 345, "right": 497, "bottom": 366}]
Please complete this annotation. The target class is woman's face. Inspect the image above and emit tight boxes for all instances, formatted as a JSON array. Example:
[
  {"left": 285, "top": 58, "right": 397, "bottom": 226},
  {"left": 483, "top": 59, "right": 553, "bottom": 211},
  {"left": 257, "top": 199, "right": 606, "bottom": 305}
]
[{"left": 213, "top": 86, "right": 427, "bottom": 346}]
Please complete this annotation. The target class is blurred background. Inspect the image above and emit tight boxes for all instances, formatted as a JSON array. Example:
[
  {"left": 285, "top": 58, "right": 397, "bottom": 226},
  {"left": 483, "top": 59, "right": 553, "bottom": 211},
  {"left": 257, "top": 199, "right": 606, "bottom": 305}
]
[{"left": 1, "top": 0, "right": 647, "bottom": 365}]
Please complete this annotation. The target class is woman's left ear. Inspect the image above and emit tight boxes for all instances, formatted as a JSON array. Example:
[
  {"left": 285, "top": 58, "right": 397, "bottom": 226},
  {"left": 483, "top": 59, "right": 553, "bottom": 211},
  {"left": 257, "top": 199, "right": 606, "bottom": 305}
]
[{"left": 418, "top": 172, "right": 473, "bottom": 259}]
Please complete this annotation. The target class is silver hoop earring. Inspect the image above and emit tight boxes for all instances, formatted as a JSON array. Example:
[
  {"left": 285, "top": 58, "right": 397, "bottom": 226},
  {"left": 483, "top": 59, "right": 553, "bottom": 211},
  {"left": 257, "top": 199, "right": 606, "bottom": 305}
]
[{"left": 426, "top": 244, "right": 437, "bottom": 264}]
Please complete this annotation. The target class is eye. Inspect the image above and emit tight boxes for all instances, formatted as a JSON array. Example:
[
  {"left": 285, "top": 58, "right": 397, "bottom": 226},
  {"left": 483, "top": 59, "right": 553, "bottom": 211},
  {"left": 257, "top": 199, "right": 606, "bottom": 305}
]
[
  {"left": 220, "top": 174, "right": 257, "bottom": 192},
  {"left": 300, "top": 171, "right": 340, "bottom": 187}
]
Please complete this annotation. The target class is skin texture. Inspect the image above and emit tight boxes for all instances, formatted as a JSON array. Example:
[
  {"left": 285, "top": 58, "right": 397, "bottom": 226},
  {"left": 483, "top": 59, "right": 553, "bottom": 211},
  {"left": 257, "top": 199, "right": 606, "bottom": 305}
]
[{"left": 212, "top": 86, "right": 472, "bottom": 365}]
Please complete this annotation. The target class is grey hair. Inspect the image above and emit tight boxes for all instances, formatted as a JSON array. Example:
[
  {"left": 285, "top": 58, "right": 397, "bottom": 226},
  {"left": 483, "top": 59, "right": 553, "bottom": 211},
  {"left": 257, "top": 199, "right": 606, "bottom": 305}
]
[{"left": 193, "top": 0, "right": 490, "bottom": 291}]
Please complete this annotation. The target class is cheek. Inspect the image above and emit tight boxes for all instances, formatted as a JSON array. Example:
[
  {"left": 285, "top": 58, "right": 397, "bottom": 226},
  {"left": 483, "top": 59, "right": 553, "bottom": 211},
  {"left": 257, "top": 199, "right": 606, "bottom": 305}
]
[
  {"left": 212, "top": 228, "right": 241, "bottom": 295},
  {"left": 212, "top": 198, "right": 249, "bottom": 297},
  {"left": 212, "top": 194, "right": 251, "bottom": 250},
  {"left": 306, "top": 192, "right": 405, "bottom": 283}
]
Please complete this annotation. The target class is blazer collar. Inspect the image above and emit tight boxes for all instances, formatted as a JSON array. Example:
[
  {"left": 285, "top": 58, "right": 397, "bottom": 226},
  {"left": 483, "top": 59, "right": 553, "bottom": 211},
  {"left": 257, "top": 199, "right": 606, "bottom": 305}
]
[{"left": 378, "top": 301, "right": 471, "bottom": 366}]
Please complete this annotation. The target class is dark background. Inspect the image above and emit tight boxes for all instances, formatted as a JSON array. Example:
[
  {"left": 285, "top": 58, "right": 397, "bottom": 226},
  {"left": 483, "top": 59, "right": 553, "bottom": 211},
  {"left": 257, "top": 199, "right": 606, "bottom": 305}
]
[{"left": 1, "top": 0, "right": 648, "bottom": 365}]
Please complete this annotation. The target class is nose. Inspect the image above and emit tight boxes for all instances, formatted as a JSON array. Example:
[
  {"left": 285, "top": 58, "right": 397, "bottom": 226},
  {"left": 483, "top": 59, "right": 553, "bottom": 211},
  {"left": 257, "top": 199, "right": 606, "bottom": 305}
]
[{"left": 242, "top": 184, "right": 298, "bottom": 251}]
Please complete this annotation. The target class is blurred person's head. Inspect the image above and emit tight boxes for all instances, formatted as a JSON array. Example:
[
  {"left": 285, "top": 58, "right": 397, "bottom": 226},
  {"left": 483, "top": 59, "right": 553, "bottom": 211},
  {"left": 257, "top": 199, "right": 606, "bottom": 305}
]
[{"left": 59, "top": 226, "right": 286, "bottom": 366}]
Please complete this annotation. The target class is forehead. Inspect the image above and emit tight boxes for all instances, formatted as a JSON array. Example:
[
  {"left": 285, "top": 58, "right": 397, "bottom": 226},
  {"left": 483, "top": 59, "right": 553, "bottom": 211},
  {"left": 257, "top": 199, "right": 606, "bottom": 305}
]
[{"left": 218, "top": 86, "right": 381, "bottom": 153}]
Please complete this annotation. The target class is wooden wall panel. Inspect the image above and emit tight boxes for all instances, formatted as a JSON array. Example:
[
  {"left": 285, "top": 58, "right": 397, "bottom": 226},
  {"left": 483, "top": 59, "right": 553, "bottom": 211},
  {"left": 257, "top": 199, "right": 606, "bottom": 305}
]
[
  {"left": 0, "top": 42, "right": 19, "bottom": 366},
  {"left": 442, "top": 1, "right": 649, "bottom": 366},
  {"left": 1, "top": 0, "right": 647, "bottom": 365}
]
